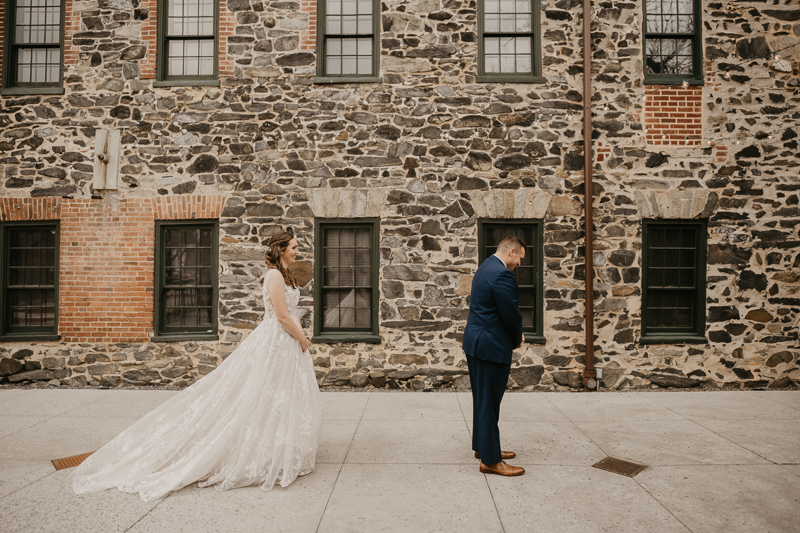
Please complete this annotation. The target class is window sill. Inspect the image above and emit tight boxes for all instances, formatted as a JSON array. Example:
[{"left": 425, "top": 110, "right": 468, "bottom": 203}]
[
  {"left": 153, "top": 80, "right": 220, "bottom": 88},
  {"left": 312, "top": 334, "right": 381, "bottom": 344},
  {"left": 1, "top": 86, "right": 65, "bottom": 96},
  {"left": 0, "top": 334, "right": 60, "bottom": 342},
  {"left": 312, "top": 76, "right": 382, "bottom": 85},
  {"left": 644, "top": 76, "right": 704, "bottom": 86},
  {"left": 640, "top": 335, "right": 707, "bottom": 345},
  {"left": 524, "top": 335, "right": 546, "bottom": 344},
  {"left": 150, "top": 333, "right": 219, "bottom": 342},
  {"left": 477, "top": 75, "right": 546, "bottom": 84}
]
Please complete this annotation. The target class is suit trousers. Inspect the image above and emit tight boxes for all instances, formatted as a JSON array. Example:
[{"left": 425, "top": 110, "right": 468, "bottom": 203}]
[{"left": 466, "top": 354, "right": 510, "bottom": 466}]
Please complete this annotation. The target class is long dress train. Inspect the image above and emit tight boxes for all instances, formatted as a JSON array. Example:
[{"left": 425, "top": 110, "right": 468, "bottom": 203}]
[{"left": 73, "top": 269, "right": 322, "bottom": 502}]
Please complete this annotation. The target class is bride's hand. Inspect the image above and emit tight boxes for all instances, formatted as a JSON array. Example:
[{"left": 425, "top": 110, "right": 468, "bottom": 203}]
[{"left": 300, "top": 337, "right": 311, "bottom": 352}]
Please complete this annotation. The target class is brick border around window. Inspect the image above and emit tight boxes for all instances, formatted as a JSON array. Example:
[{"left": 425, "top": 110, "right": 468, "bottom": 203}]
[
  {"left": 62, "top": 0, "right": 79, "bottom": 70},
  {"left": 151, "top": 195, "right": 225, "bottom": 220},
  {"left": 138, "top": 0, "right": 234, "bottom": 80},
  {"left": 0, "top": 196, "right": 224, "bottom": 343},
  {"left": 300, "top": 0, "right": 316, "bottom": 50},
  {"left": 0, "top": 198, "right": 61, "bottom": 221},
  {"left": 0, "top": 0, "right": 5, "bottom": 87}
]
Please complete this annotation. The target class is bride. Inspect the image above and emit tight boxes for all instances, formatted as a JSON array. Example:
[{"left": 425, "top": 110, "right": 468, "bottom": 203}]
[{"left": 73, "top": 231, "right": 322, "bottom": 502}]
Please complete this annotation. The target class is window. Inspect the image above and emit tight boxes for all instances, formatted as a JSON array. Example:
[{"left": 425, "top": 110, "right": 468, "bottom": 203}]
[
  {"left": 153, "top": 221, "right": 218, "bottom": 340},
  {"left": 641, "top": 220, "right": 706, "bottom": 343},
  {"left": 478, "top": 0, "right": 542, "bottom": 83},
  {"left": 1, "top": 0, "right": 65, "bottom": 95},
  {"left": 478, "top": 220, "right": 544, "bottom": 343},
  {"left": 0, "top": 222, "right": 59, "bottom": 340},
  {"left": 315, "top": 0, "right": 380, "bottom": 83},
  {"left": 156, "top": 0, "right": 218, "bottom": 85},
  {"left": 313, "top": 219, "right": 379, "bottom": 343},
  {"left": 643, "top": 0, "right": 702, "bottom": 84}
]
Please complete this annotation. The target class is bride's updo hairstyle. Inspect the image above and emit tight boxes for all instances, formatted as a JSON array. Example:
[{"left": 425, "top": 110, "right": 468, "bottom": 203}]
[{"left": 266, "top": 231, "right": 298, "bottom": 288}]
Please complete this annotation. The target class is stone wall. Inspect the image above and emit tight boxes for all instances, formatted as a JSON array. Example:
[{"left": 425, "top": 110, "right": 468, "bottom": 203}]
[{"left": 0, "top": 0, "right": 798, "bottom": 391}]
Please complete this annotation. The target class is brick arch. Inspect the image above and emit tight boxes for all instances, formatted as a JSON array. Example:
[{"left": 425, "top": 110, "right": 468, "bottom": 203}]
[
  {"left": 0, "top": 198, "right": 61, "bottom": 221},
  {"left": 150, "top": 195, "right": 226, "bottom": 220}
]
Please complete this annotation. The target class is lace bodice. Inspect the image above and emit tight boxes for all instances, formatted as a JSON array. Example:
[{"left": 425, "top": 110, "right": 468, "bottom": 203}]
[{"left": 263, "top": 269, "right": 300, "bottom": 319}]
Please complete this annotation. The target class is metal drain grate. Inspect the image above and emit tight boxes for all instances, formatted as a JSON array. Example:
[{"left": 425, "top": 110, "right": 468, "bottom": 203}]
[
  {"left": 51, "top": 452, "right": 94, "bottom": 471},
  {"left": 592, "top": 456, "right": 646, "bottom": 477}
]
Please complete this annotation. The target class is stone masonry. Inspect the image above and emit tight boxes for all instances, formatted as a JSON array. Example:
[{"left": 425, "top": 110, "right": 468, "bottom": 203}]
[{"left": 0, "top": 0, "right": 798, "bottom": 391}]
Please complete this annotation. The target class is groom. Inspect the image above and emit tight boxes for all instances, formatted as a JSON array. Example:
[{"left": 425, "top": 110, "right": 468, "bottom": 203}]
[{"left": 462, "top": 236, "right": 526, "bottom": 476}]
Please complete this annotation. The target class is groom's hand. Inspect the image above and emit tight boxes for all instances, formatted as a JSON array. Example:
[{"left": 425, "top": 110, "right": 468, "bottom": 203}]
[{"left": 517, "top": 334, "right": 525, "bottom": 349}]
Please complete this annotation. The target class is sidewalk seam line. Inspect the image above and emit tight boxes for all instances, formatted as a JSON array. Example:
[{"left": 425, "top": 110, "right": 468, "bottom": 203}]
[{"left": 314, "top": 391, "right": 370, "bottom": 533}]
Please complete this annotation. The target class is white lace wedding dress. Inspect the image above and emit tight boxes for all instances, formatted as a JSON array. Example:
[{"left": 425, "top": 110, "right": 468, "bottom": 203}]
[{"left": 73, "top": 270, "right": 322, "bottom": 502}]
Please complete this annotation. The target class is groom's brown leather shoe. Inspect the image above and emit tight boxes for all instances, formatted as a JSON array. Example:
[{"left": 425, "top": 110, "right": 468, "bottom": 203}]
[
  {"left": 474, "top": 451, "right": 516, "bottom": 460},
  {"left": 479, "top": 461, "right": 525, "bottom": 476}
]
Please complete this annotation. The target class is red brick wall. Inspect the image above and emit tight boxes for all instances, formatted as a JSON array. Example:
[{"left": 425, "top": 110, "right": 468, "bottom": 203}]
[
  {"left": 62, "top": 0, "right": 79, "bottom": 70},
  {"left": 300, "top": 0, "right": 317, "bottom": 50},
  {"left": 151, "top": 195, "right": 225, "bottom": 220},
  {"left": 2, "top": 196, "right": 224, "bottom": 343},
  {"left": 59, "top": 199, "right": 155, "bottom": 342},
  {"left": 0, "top": 198, "right": 61, "bottom": 221},
  {"left": 140, "top": 0, "right": 158, "bottom": 79},
  {"left": 0, "top": 0, "right": 5, "bottom": 87},
  {"left": 644, "top": 85, "right": 703, "bottom": 147},
  {"left": 218, "top": 0, "right": 235, "bottom": 77}
]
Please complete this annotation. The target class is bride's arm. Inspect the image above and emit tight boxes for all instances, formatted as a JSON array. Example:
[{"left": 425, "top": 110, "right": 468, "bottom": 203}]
[{"left": 267, "top": 271, "right": 310, "bottom": 351}]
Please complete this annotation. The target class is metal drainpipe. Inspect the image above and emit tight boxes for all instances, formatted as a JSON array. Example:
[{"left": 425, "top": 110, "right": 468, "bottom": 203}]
[{"left": 581, "top": 0, "right": 596, "bottom": 391}]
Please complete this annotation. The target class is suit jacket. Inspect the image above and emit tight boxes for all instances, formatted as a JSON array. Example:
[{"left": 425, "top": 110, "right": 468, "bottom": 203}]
[{"left": 462, "top": 255, "right": 524, "bottom": 365}]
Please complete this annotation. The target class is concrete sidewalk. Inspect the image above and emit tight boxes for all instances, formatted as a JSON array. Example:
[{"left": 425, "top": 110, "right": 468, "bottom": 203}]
[{"left": 0, "top": 389, "right": 798, "bottom": 533}]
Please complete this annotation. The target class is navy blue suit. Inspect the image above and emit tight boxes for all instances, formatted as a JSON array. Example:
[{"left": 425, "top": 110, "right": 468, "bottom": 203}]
[{"left": 462, "top": 255, "right": 523, "bottom": 465}]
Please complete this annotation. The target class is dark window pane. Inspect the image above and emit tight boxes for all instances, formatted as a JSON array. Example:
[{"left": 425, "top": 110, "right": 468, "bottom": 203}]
[
  {"left": 325, "top": 248, "right": 339, "bottom": 266},
  {"left": 355, "top": 268, "right": 370, "bottom": 286},
  {"left": 340, "top": 248, "right": 355, "bottom": 267},
  {"left": 199, "top": 248, "right": 212, "bottom": 267},
  {"left": 665, "top": 229, "right": 680, "bottom": 247},
  {"left": 324, "top": 267, "right": 340, "bottom": 286},
  {"left": 340, "top": 268, "right": 354, "bottom": 286},
  {"left": 355, "top": 289, "right": 370, "bottom": 308},
  {"left": 650, "top": 248, "right": 664, "bottom": 267},
  {"left": 648, "top": 267, "right": 663, "bottom": 287},
  {"left": 340, "top": 229, "right": 355, "bottom": 247},
  {"left": 198, "top": 308, "right": 212, "bottom": 327},
  {"left": 355, "top": 249, "right": 370, "bottom": 267},
  {"left": 519, "top": 289, "right": 533, "bottom": 307},
  {"left": 679, "top": 268, "right": 694, "bottom": 287},
  {"left": 184, "top": 249, "right": 197, "bottom": 268},
  {"left": 355, "top": 308, "right": 370, "bottom": 327},
  {"left": 521, "top": 308, "right": 533, "bottom": 328},
  {"left": 198, "top": 267, "right": 212, "bottom": 285}
]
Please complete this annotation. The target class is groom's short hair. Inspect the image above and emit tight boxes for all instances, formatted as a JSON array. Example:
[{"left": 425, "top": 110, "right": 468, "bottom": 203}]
[{"left": 497, "top": 236, "right": 526, "bottom": 255}]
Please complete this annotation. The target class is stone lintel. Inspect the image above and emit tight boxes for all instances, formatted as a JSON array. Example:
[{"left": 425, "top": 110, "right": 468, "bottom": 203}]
[
  {"left": 634, "top": 190, "right": 712, "bottom": 219},
  {"left": 306, "top": 189, "right": 389, "bottom": 218},
  {"left": 469, "top": 190, "right": 552, "bottom": 219}
]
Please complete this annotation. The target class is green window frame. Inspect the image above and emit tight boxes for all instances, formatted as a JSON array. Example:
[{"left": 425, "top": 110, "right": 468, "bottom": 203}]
[
  {"left": 155, "top": 0, "right": 219, "bottom": 87},
  {"left": 0, "top": 222, "right": 60, "bottom": 341},
  {"left": 313, "top": 219, "right": 380, "bottom": 344},
  {"left": 643, "top": 0, "right": 703, "bottom": 85},
  {"left": 153, "top": 220, "right": 219, "bottom": 341},
  {"left": 641, "top": 220, "right": 706, "bottom": 344},
  {"left": 313, "top": 0, "right": 381, "bottom": 84},
  {"left": 477, "top": 0, "right": 543, "bottom": 83},
  {"left": 1, "top": 0, "right": 66, "bottom": 95},
  {"left": 478, "top": 220, "right": 544, "bottom": 343}
]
